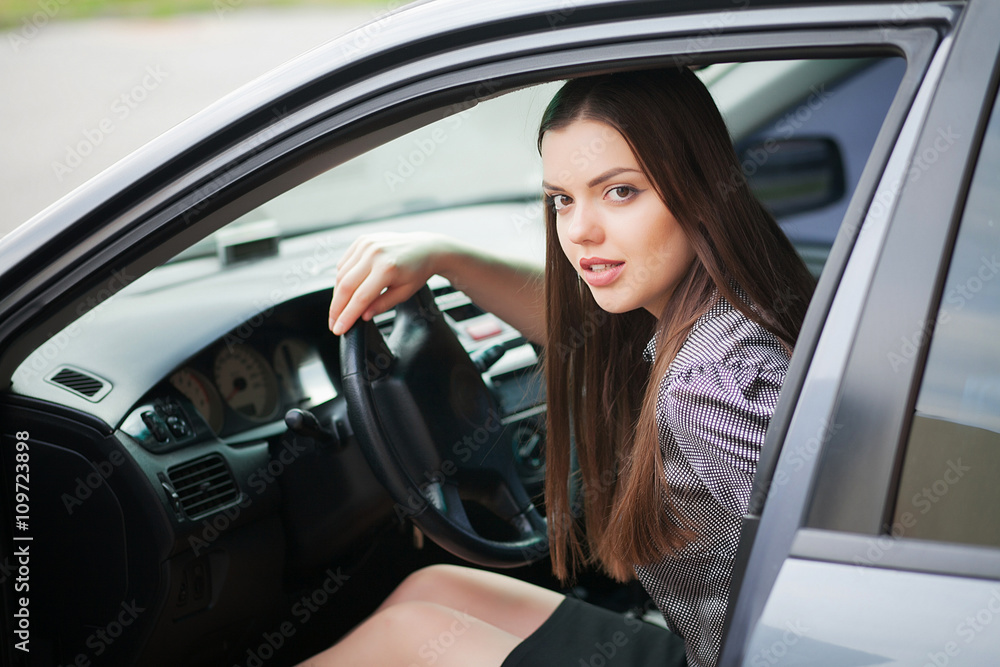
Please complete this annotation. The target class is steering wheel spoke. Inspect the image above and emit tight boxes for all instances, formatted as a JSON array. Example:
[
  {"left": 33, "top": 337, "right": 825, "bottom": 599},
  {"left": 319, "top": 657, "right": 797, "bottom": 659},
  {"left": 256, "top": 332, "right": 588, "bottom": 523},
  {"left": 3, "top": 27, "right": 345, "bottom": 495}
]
[{"left": 341, "top": 285, "right": 548, "bottom": 567}]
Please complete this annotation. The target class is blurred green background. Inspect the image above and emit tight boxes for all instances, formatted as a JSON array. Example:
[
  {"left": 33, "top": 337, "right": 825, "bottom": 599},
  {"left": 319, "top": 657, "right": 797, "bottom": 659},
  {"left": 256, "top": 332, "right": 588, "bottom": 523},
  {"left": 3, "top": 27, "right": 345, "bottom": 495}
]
[{"left": 1, "top": 0, "right": 390, "bottom": 29}]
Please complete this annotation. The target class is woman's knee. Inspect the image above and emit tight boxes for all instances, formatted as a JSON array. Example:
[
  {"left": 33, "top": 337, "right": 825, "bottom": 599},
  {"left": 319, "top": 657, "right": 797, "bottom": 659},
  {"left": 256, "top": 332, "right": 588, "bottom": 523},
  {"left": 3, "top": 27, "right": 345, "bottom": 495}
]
[
  {"left": 369, "top": 601, "right": 481, "bottom": 657},
  {"left": 373, "top": 600, "right": 458, "bottom": 634},
  {"left": 314, "top": 601, "right": 488, "bottom": 666}
]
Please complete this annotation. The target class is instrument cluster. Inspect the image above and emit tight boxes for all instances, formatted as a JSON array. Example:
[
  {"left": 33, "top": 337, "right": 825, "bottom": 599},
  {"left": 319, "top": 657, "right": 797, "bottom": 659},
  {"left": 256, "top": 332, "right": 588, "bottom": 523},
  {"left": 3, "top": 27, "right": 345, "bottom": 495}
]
[
  {"left": 123, "top": 326, "right": 339, "bottom": 452},
  {"left": 167, "top": 336, "right": 336, "bottom": 436}
]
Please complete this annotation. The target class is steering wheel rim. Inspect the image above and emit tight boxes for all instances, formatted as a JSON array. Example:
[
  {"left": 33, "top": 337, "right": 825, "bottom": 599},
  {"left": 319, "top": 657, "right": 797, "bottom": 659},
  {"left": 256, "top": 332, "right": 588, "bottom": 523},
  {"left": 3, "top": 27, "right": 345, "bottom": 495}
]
[{"left": 339, "top": 285, "right": 548, "bottom": 567}]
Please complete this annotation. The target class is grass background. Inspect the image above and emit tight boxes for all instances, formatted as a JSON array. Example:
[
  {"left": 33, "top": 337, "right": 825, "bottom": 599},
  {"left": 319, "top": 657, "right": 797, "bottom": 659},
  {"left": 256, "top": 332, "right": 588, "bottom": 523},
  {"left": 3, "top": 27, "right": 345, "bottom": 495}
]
[{"left": 1, "top": 0, "right": 392, "bottom": 29}]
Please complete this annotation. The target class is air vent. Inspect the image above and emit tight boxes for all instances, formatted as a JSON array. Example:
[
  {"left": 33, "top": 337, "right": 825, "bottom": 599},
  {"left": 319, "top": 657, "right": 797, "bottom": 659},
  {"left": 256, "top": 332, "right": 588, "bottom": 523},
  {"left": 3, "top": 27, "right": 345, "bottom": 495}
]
[
  {"left": 167, "top": 454, "right": 239, "bottom": 519},
  {"left": 45, "top": 366, "right": 112, "bottom": 402}
]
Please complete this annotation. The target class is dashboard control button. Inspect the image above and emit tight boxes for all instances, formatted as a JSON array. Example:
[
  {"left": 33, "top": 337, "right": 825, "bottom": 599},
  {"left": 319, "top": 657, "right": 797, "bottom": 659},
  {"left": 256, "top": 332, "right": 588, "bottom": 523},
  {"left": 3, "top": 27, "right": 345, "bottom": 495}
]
[
  {"left": 165, "top": 414, "right": 193, "bottom": 439},
  {"left": 142, "top": 410, "right": 170, "bottom": 442},
  {"left": 466, "top": 320, "right": 502, "bottom": 340}
]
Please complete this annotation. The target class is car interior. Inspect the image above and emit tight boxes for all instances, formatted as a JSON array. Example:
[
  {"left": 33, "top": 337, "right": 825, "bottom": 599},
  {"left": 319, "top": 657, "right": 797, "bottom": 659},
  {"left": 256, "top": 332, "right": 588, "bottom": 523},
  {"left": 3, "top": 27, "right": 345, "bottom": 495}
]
[{"left": 1, "top": 53, "right": 908, "bottom": 666}]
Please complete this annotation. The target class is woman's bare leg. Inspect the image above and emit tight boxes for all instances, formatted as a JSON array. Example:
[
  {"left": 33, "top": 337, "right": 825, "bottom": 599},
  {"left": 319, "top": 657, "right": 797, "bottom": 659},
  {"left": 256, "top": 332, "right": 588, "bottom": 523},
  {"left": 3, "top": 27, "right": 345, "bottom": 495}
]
[
  {"left": 376, "top": 564, "right": 564, "bottom": 638},
  {"left": 300, "top": 600, "right": 523, "bottom": 667},
  {"left": 298, "top": 565, "right": 565, "bottom": 666}
]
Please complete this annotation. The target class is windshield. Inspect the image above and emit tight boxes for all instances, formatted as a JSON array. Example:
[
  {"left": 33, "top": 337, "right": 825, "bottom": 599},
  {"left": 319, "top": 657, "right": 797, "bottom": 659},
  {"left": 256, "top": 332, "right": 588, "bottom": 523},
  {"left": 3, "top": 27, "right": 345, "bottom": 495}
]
[{"left": 169, "top": 82, "right": 561, "bottom": 262}]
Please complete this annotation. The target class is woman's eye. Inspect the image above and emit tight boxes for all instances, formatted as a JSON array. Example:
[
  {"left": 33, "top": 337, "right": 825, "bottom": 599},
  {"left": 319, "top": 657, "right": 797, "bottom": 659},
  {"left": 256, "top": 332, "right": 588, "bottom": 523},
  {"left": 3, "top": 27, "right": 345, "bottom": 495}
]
[
  {"left": 606, "top": 186, "right": 636, "bottom": 202},
  {"left": 547, "top": 194, "right": 571, "bottom": 211}
]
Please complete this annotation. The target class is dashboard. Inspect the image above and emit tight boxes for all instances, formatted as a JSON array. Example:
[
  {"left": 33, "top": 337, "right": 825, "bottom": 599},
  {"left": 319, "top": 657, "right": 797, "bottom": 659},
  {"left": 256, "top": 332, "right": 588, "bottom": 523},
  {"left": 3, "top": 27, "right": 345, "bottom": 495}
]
[
  {"left": 9, "top": 204, "right": 549, "bottom": 541},
  {"left": 115, "top": 274, "right": 543, "bottom": 452}
]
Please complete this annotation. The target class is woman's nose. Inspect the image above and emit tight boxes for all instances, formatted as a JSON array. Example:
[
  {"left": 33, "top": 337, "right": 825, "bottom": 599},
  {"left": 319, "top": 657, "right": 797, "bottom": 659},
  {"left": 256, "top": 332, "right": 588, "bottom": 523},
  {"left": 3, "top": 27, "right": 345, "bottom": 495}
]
[{"left": 565, "top": 201, "right": 604, "bottom": 245}]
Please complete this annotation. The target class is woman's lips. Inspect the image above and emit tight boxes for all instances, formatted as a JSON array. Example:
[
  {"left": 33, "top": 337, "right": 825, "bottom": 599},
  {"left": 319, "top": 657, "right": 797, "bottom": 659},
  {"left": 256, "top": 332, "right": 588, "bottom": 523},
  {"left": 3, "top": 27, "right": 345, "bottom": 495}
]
[{"left": 580, "top": 259, "right": 625, "bottom": 287}]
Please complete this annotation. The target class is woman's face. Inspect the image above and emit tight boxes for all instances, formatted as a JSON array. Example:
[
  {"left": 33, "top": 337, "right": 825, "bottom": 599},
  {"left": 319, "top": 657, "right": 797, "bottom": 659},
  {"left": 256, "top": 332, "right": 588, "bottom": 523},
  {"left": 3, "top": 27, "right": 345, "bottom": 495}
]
[{"left": 541, "top": 119, "right": 696, "bottom": 317}]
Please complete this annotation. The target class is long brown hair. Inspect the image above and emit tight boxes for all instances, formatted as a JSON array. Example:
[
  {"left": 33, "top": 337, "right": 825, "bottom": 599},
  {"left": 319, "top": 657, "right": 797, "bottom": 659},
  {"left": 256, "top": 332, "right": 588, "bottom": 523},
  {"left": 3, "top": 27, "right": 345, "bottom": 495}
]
[{"left": 540, "top": 68, "right": 815, "bottom": 582}]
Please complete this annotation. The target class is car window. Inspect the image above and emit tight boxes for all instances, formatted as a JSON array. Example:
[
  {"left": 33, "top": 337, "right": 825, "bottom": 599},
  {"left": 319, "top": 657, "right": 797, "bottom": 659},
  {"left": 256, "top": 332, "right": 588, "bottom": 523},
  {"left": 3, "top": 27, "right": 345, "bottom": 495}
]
[
  {"left": 164, "top": 58, "right": 904, "bottom": 273},
  {"left": 891, "top": 86, "right": 1000, "bottom": 548}
]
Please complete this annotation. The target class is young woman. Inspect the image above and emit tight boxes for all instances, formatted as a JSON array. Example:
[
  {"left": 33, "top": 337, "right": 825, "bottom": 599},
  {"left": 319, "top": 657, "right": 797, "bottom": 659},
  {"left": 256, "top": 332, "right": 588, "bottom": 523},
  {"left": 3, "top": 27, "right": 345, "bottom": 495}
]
[{"left": 318, "top": 67, "right": 815, "bottom": 667}]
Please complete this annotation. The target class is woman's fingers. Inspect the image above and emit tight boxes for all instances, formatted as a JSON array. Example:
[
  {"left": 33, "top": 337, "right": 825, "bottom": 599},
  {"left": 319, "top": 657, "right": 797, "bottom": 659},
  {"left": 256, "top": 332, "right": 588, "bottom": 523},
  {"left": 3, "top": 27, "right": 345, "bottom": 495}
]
[
  {"left": 328, "top": 232, "right": 441, "bottom": 335},
  {"left": 363, "top": 283, "right": 418, "bottom": 321},
  {"left": 329, "top": 251, "right": 367, "bottom": 331},
  {"left": 330, "top": 265, "right": 394, "bottom": 335},
  {"left": 335, "top": 235, "right": 372, "bottom": 278}
]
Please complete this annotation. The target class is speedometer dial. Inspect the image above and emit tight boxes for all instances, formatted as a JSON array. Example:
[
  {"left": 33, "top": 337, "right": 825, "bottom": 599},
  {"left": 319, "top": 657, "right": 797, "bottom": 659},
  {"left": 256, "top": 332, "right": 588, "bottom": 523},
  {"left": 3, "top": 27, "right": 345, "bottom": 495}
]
[
  {"left": 213, "top": 344, "right": 280, "bottom": 422},
  {"left": 169, "top": 367, "right": 224, "bottom": 433}
]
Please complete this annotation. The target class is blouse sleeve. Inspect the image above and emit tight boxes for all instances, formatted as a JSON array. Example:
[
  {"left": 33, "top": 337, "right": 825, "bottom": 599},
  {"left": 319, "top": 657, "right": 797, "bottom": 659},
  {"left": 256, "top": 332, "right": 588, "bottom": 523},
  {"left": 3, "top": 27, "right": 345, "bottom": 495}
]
[{"left": 660, "top": 353, "right": 786, "bottom": 517}]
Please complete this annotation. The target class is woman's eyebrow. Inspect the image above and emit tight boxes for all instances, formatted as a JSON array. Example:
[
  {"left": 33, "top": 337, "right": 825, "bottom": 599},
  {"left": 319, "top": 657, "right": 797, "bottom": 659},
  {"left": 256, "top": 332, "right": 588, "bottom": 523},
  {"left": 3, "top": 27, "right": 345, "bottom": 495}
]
[
  {"left": 542, "top": 167, "right": 642, "bottom": 192},
  {"left": 587, "top": 167, "right": 641, "bottom": 188}
]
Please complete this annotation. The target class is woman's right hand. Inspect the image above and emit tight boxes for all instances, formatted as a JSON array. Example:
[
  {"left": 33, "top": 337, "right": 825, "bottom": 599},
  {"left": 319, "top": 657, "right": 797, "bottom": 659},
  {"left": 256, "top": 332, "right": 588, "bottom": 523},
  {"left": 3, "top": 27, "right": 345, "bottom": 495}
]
[{"left": 328, "top": 231, "right": 451, "bottom": 336}]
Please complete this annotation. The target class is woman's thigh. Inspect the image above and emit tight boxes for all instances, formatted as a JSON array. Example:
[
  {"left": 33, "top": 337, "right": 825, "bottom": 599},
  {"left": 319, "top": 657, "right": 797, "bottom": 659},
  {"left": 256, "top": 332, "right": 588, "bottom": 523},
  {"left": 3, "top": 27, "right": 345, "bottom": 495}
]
[
  {"left": 378, "top": 564, "right": 564, "bottom": 639},
  {"left": 300, "top": 600, "right": 523, "bottom": 667}
]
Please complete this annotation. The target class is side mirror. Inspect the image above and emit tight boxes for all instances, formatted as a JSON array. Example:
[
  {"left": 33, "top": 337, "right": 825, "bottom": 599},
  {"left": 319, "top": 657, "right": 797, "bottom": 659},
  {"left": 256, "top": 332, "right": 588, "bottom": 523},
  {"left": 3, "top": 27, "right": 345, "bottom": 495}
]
[{"left": 737, "top": 137, "right": 846, "bottom": 218}]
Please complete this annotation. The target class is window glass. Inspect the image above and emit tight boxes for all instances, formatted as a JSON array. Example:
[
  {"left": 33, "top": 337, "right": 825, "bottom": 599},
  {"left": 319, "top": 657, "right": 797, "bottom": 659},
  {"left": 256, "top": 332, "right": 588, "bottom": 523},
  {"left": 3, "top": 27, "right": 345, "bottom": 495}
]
[{"left": 892, "top": 88, "right": 1000, "bottom": 548}]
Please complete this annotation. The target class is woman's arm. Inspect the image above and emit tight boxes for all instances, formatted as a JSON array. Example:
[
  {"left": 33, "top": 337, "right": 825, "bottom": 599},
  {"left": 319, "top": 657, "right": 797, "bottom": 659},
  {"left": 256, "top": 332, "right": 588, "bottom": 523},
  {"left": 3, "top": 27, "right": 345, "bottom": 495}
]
[{"left": 328, "top": 231, "right": 546, "bottom": 345}]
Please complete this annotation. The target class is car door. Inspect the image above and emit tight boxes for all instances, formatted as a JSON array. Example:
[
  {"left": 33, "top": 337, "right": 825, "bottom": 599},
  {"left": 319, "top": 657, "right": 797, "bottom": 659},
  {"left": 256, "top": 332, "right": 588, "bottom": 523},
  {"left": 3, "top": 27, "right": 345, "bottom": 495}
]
[
  {"left": 728, "top": 1, "right": 1000, "bottom": 663},
  {"left": 0, "top": 1, "right": 981, "bottom": 665}
]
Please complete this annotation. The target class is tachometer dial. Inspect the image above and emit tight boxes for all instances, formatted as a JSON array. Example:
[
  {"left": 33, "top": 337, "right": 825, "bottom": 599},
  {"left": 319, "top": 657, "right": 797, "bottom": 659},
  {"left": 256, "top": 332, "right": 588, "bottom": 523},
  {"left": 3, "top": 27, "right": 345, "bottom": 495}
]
[
  {"left": 213, "top": 344, "right": 280, "bottom": 422},
  {"left": 169, "top": 367, "right": 225, "bottom": 433}
]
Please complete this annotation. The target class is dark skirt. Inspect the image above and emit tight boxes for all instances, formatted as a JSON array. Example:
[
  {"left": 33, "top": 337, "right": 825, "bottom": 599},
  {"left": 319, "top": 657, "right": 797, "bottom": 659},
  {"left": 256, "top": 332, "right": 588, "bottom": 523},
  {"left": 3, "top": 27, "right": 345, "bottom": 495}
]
[{"left": 501, "top": 597, "right": 688, "bottom": 667}]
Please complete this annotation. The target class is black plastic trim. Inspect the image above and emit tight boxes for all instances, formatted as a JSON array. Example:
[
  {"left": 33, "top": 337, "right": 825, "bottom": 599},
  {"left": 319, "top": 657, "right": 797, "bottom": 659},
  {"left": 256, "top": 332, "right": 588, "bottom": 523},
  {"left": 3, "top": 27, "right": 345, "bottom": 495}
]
[{"left": 0, "top": 393, "right": 113, "bottom": 436}]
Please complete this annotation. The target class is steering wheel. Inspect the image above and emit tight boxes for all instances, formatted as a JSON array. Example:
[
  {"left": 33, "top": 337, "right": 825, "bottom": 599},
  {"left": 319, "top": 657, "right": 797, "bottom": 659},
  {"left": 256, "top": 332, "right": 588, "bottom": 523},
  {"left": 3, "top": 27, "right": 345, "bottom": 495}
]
[{"left": 339, "top": 285, "right": 548, "bottom": 567}]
